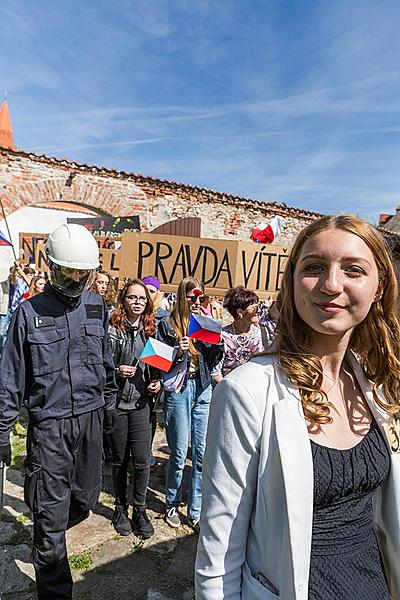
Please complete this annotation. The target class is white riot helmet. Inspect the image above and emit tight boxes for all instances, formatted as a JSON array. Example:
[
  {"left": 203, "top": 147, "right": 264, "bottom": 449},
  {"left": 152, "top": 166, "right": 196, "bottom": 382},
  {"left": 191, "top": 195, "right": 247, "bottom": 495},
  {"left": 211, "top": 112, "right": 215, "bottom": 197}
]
[{"left": 46, "top": 224, "right": 99, "bottom": 297}]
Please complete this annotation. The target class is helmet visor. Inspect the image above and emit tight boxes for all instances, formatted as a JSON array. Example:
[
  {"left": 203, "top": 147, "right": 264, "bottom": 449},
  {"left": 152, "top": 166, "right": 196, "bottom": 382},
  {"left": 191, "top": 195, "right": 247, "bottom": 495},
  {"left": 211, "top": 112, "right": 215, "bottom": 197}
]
[{"left": 49, "top": 262, "right": 93, "bottom": 297}]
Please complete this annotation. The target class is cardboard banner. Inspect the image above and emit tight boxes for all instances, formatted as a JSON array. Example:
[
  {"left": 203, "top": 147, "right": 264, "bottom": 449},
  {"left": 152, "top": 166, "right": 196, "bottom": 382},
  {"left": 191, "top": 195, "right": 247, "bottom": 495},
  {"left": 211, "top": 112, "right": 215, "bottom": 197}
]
[
  {"left": 19, "top": 233, "right": 48, "bottom": 263},
  {"left": 34, "top": 242, "right": 49, "bottom": 272},
  {"left": 22, "top": 230, "right": 290, "bottom": 297},
  {"left": 34, "top": 242, "right": 120, "bottom": 277},
  {"left": 98, "top": 248, "right": 120, "bottom": 277},
  {"left": 119, "top": 232, "right": 290, "bottom": 298},
  {"left": 67, "top": 216, "right": 140, "bottom": 236}
]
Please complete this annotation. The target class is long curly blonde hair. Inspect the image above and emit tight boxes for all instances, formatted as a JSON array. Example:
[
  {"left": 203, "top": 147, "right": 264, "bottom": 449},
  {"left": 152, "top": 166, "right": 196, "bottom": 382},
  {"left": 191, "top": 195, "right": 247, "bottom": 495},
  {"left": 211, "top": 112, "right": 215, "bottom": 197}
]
[{"left": 275, "top": 214, "right": 400, "bottom": 425}]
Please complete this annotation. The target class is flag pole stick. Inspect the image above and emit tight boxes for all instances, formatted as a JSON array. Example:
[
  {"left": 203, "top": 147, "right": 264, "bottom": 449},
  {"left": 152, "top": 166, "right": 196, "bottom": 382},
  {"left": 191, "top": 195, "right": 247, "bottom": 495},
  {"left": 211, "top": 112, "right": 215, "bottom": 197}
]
[{"left": 0, "top": 187, "right": 17, "bottom": 261}]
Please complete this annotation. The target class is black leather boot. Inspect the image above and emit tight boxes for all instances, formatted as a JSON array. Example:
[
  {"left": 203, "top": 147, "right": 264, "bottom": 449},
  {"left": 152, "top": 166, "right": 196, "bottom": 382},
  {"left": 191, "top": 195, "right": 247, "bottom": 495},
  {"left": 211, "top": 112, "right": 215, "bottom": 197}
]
[
  {"left": 111, "top": 504, "right": 131, "bottom": 536},
  {"left": 131, "top": 507, "right": 154, "bottom": 539}
]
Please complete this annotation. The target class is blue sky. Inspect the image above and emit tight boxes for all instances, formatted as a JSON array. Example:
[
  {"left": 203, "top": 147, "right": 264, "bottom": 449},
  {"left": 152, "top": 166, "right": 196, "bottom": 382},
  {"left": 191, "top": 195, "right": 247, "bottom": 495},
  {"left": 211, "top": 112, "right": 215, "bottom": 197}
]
[{"left": 1, "top": 0, "right": 399, "bottom": 222}]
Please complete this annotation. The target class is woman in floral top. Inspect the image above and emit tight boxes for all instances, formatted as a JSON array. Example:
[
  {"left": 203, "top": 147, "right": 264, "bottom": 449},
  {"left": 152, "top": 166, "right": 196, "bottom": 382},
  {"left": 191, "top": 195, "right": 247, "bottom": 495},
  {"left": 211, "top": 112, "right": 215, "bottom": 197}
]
[{"left": 212, "top": 286, "right": 275, "bottom": 384}]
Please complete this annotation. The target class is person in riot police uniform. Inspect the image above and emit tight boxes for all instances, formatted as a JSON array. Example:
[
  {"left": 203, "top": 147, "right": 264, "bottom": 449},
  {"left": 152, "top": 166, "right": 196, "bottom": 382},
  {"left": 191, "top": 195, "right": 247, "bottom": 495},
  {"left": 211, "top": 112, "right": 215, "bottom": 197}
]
[{"left": 0, "top": 224, "right": 117, "bottom": 600}]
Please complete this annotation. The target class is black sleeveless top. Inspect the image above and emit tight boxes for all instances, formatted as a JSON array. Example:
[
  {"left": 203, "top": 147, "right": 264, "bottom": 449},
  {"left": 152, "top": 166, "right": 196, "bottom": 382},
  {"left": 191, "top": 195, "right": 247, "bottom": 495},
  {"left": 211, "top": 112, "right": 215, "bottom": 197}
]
[{"left": 308, "top": 420, "right": 391, "bottom": 599}]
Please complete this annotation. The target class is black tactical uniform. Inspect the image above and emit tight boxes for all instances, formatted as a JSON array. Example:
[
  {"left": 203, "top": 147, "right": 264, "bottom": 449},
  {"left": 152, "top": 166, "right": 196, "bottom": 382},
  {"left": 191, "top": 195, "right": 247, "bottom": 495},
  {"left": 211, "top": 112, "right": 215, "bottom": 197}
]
[{"left": 0, "top": 283, "right": 117, "bottom": 600}]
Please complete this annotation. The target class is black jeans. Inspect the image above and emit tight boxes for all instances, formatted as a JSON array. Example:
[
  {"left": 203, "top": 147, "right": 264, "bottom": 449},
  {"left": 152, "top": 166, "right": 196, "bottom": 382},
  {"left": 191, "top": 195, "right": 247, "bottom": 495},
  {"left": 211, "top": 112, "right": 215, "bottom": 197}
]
[
  {"left": 24, "top": 409, "right": 103, "bottom": 600},
  {"left": 108, "top": 403, "right": 152, "bottom": 510}
]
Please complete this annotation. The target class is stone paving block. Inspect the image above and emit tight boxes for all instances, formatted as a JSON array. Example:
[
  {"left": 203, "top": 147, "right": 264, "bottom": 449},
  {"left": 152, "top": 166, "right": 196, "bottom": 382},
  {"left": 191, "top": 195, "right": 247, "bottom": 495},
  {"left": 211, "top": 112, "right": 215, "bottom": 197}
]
[
  {"left": 3, "top": 592, "right": 37, "bottom": 600},
  {"left": 0, "top": 521, "right": 16, "bottom": 543},
  {"left": 0, "top": 544, "right": 35, "bottom": 594},
  {"left": 166, "top": 532, "right": 198, "bottom": 581},
  {"left": 147, "top": 590, "right": 175, "bottom": 600},
  {"left": 89, "top": 538, "right": 133, "bottom": 568},
  {"left": 66, "top": 511, "right": 116, "bottom": 555},
  {"left": 146, "top": 522, "right": 178, "bottom": 555}
]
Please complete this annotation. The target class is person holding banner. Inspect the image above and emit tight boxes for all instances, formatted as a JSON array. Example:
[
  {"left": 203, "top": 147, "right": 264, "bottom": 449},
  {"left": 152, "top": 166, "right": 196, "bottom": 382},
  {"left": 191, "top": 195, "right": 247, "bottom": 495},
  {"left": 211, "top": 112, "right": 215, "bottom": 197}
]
[
  {"left": 0, "top": 267, "right": 10, "bottom": 351},
  {"left": 9, "top": 263, "right": 35, "bottom": 312},
  {"left": 107, "top": 279, "right": 161, "bottom": 539},
  {"left": 196, "top": 215, "right": 400, "bottom": 599},
  {"left": 157, "top": 277, "right": 223, "bottom": 531}
]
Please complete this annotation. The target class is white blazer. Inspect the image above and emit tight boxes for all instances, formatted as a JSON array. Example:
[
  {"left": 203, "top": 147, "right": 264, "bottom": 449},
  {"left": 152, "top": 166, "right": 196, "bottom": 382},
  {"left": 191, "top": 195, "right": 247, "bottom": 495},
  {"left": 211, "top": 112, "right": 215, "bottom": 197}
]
[{"left": 195, "top": 352, "right": 400, "bottom": 600}]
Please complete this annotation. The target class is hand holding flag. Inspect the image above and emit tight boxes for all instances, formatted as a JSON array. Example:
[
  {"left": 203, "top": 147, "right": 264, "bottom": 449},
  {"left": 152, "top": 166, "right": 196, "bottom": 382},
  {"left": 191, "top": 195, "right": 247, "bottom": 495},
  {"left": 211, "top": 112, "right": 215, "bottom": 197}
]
[
  {"left": 187, "top": 313, "right": 222, "bottom": 345},
  {"left": 0, "top": 229, "right": 12, "bottom": 247},
  {"left": 250, "top": 216, "right": 284, "bottom": 244},
  {"left": 139, "top": 338, "right": 176, "bottom": 372}
]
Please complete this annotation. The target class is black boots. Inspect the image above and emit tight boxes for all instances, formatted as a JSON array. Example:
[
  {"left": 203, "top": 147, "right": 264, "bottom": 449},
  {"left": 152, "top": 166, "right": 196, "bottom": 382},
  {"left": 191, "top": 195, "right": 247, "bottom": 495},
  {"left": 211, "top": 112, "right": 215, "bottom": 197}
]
[
  {"left": 131, "top": 507, "right": 154, "bottom": 539},
  {"left": 112, "top": 505, "right": 155, "bottom": 539},
  {"left": 111, "top": 505, "right": 131, "bottom": 536}
]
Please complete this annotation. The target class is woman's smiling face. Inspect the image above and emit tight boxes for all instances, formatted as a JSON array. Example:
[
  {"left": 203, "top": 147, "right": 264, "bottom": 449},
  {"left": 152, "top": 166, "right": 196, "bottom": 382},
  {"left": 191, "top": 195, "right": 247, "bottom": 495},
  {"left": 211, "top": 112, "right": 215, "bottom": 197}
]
[{"left": 293, "top": 229, "right": 383, "bottom": 343}]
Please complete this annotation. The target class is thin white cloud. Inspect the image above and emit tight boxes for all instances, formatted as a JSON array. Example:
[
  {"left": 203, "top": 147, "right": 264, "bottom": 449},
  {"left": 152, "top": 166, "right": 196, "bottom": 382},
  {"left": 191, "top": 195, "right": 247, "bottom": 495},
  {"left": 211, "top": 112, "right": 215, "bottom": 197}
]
[{"left": 35, "top": 136, "right": 180, "bottom": 154}]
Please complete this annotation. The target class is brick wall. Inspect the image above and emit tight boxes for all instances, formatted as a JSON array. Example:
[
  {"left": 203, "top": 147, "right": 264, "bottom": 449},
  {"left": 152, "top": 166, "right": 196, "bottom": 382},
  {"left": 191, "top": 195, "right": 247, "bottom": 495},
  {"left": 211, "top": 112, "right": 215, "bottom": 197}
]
[{"left": 0, "top": 148, "right": 320, "bottom": 244}]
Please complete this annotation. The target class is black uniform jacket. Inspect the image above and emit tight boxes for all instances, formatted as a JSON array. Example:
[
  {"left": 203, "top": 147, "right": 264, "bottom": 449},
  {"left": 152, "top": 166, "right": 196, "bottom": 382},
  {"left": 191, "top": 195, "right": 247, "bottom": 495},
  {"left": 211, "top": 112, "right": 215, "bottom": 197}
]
[{"left": 0, "top": 283, "right": 117, "bottom": 445}]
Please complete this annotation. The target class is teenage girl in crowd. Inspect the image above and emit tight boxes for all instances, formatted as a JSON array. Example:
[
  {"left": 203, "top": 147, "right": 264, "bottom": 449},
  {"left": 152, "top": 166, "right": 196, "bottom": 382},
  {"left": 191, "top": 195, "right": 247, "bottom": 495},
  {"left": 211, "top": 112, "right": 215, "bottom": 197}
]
[
  {"left": 196, "top": 215, "right": 400, "bottom": 599},
  {"left": 90, "top": 269, "right": 116, "bottom": 312},
  {"left": 27, "top": 275, "right": 46, "bottom": 298},
  {"left": 157, "top": 277, "right": 223, "bottom": 530},
  {"left": 107, "top": 279, "right": 161, "bottom": 539},
  {"left": 212, "top": 286, "right": 274, "bottom": 386},
  {"left": 142, "top": 276, "right": 170, "bottom": 468},
  {"left": 9, "top": 264, "right": 35, "bottom": 312},
  {"left": 142, "top": 276, "right": 170, "bottom": 323}
]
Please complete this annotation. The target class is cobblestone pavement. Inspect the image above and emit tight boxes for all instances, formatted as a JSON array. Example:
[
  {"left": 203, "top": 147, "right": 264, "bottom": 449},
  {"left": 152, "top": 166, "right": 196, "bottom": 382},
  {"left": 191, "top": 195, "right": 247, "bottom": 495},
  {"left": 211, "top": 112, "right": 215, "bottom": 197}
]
[{"left": 0, "top": 424, "right": 197, "bottom": 600}]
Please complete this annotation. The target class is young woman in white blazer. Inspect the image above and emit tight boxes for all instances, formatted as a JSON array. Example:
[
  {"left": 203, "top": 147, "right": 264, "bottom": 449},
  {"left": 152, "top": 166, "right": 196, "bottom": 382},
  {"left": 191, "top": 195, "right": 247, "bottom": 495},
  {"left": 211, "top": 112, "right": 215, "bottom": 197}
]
[{"left": 196, "top": 215, "right": 400, "bottom": 600}]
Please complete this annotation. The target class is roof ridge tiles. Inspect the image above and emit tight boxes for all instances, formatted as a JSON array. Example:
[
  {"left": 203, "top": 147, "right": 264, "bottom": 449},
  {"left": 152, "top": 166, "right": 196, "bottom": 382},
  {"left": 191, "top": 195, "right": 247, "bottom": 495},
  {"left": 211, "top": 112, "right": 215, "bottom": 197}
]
[{"left": 0, "top": 145, "right": 322, "bottom": 219}]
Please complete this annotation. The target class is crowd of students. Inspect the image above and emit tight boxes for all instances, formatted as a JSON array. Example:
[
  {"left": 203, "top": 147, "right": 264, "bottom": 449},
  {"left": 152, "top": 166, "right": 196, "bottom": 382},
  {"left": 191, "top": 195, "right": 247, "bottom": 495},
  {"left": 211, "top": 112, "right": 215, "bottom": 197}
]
[
  {"left": 0, "top": 254, "right": 277, "bottom": 542},
  {"left": 2, "top": 214, "right": 398, "bottom": 600},
  {"left": 84, "top": 270, "right": 277, "bottom": 538}
]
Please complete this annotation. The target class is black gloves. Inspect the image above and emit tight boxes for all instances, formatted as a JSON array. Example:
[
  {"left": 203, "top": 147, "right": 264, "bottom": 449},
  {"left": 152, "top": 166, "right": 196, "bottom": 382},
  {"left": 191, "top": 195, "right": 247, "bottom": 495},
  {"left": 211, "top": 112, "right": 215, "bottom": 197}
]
[
  {"left": 103, "top": 409, "right": 115, "bottom": 435},
  {"left": 0, "top": 443, "right": 11, "bottom": 466}
]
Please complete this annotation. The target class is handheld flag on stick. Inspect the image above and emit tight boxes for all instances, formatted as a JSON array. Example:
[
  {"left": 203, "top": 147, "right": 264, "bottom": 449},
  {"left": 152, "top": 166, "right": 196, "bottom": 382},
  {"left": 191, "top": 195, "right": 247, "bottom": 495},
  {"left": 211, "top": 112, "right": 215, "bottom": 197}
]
[
  {"left": 250, "top": 216, "right": 284, "bottom": 244},
  {"left": 139, "top": 338, "right": 176, "bottom": 372},
  {"left": 187, "top": 313, "right": 222, "bottom": 345},
  {"left": 0, "top": 230, "right": 12, "bottom": 247},
  {"left": 0, "top": 190, "right": 16, "bottom": 259}
]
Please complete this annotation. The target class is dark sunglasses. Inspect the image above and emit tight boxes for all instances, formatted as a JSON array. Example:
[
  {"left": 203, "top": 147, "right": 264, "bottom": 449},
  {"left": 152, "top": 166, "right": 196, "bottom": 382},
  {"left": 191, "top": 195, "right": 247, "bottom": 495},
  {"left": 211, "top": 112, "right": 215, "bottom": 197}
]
[{"left": 187, "top": 294, "right": 205, "bottom": 303}]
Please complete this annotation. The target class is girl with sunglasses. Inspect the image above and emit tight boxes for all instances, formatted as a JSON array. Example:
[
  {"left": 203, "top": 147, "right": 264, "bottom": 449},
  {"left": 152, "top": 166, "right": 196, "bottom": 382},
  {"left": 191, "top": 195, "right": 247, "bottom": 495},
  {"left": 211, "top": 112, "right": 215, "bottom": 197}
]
[
  {"left": 157, "top": 277, "right": 223, "bottom": 530},
  {"left": 108, "top": 279, "right": 161, "bottom": 539}
]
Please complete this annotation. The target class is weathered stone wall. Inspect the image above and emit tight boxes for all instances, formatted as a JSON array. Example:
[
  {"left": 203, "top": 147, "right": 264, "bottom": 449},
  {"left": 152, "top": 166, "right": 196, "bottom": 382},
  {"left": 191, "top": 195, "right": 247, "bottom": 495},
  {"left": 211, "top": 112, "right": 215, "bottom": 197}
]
[{"left": 0, "top": 148, "right": 320, "bottom": 244}]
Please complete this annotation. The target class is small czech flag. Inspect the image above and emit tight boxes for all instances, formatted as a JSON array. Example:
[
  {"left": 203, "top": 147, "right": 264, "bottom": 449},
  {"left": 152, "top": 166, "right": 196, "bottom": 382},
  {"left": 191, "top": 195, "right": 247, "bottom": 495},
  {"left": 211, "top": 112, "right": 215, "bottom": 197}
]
[
  {"left": 0, "top": 230, "right": 13, "bottom": 247},
  {"left": 139, "top": 338, "right": 176, "bottom": 372},
  {"left": 187, "top": 313, "right": 222, "bottom": 345},
  {"left": 250, "top": 216, "right": 284, "bottom": 244}
]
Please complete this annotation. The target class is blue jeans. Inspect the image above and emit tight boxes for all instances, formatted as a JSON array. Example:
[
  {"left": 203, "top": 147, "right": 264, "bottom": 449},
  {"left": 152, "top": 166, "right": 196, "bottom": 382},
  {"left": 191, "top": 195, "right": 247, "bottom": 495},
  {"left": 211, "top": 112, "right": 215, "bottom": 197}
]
[
  {"left": 164, "top": 378, "right": 211, "bottom": 520},
  {"left": 0, "top": 310, "right": 11, "bottom": 351}
]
